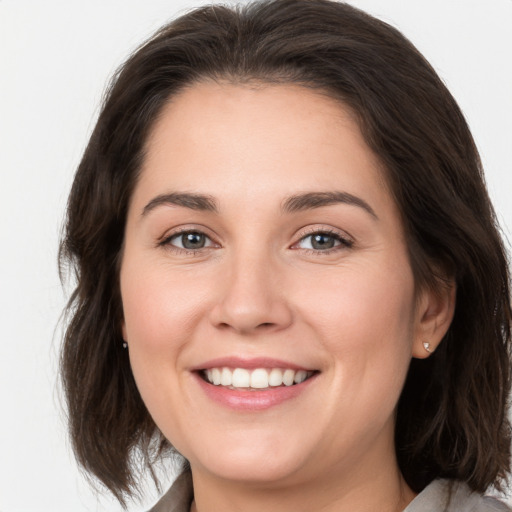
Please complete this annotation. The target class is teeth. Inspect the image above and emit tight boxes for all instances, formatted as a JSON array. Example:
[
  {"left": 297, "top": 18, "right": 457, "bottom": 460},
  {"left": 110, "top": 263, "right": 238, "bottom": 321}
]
[
  {"left": 250, "top": 368, "right": 268, "bottom": 388},
  {"left": 282, "top": 369, "right": 295, "bottom": 386},
  {"left": 212, "top": 368, "right": 221, "bottom": 385},
  {"left": 203, "top": 367, "right": 314, "bottom": 389},
  {"left": 221, "top": 367, "right": 232, "bottom": 386},
  {"left": 268, "top": 368, "right": 283, "bottom": 387},
  {"left": 232, "top": 368, "right": 250, "bottom": 387},
  {"left": 294, "top": 370, "right": 308, "bottom": 384}
]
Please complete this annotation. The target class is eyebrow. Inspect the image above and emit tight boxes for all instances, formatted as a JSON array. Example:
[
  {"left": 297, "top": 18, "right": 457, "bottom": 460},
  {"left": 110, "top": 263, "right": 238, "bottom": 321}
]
[
  {"left": 141, "top": 190, "right": 377, "bottom": 219},
  {"left": 142, "top": 192, "right": 219, "bottom": 216},
  {"left": 281, "top": 191, "right": 378, "bottom": 219}
]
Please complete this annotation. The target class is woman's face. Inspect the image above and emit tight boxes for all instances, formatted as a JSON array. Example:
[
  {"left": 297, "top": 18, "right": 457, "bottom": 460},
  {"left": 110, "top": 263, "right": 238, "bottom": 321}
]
[{"left": 120, "top": 82, "right": 440, "bottom": 486}]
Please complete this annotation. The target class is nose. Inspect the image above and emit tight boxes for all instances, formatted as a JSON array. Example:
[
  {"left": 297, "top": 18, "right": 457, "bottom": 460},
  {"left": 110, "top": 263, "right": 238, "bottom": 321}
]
[{"left": 209, "top": 251, "right": 293, "bottom": 335}]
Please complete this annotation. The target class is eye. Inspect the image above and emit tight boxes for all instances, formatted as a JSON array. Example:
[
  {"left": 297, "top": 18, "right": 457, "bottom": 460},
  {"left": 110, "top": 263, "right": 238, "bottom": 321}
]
[
  {"left": 294, "top": 230, "right": 353, "bottom": 252},
  {"left": 163, "top": 230, "right": 215, "bottom": 250}
]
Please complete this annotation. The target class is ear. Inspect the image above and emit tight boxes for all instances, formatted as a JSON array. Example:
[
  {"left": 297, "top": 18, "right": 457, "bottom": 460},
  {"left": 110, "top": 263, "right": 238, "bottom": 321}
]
[{"left": 412, "top": 279, "right": 456, "bottom": 359}]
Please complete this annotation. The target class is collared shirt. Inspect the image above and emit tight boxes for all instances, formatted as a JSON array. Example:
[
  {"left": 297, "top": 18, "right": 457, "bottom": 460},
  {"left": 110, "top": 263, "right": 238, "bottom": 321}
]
[{"left": 149, "top": 471, "right": 510, "bottom": 512}]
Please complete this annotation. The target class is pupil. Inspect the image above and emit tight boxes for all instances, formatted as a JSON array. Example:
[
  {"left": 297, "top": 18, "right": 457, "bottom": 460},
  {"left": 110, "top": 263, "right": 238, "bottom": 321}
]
[
  {"left": 183, "top": 232, "right": 205, "bottom": 249},
  {"left": 311, "top": 234, "right": 334, "bottom": 250}
]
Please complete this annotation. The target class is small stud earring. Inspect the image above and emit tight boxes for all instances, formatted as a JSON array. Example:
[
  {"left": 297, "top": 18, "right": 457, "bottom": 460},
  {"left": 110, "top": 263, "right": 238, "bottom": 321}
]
[
  {"left": 122, "top": 341, "right": 128, "bottom": 349},
  {"left": 423, "top": 342, "right": 432, "bottom": 353}
]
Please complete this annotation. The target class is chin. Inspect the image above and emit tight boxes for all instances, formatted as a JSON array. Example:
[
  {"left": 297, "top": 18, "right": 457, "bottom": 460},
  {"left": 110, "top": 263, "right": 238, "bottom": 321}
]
[{"left": 188, "top": 434, "right": 311, "bottom": 485}]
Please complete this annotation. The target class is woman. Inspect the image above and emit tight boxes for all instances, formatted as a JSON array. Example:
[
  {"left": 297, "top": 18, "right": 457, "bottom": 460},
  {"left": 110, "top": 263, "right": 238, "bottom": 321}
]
[{"left": 59, "top": 0, "right": 511, "bottom": 510}]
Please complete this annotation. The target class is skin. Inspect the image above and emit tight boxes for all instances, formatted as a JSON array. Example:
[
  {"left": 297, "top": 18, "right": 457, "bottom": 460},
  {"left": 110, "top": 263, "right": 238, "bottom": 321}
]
[{"left": 120, "top": 82, "right": 455, "bottom": 512}]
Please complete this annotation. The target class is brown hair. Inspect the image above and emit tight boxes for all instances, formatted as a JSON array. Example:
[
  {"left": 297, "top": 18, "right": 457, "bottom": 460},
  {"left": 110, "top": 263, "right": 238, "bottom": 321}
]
[{"left": 59, "top": 0, "right": 511, "bottom": 504}]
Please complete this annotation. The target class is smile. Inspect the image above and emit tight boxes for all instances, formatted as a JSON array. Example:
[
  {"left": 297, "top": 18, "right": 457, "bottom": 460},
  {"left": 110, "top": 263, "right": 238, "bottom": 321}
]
[{"left": 202, "top": 367, "right": 315, "bottom": 390}]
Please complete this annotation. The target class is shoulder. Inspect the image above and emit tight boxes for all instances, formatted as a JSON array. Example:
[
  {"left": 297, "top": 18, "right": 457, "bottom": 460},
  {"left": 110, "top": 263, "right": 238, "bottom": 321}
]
[
  {"left": 478, "top": 496, "right": 512, "bottom": 512},
  {"left": 404, "top": 479, "right": 510, "bottom": 512}
]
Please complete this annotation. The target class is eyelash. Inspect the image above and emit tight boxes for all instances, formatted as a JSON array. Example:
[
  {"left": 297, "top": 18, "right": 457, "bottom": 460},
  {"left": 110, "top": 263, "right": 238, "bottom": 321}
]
[{"left": 159, "top": 227, "right": 353, "bottom": 256}]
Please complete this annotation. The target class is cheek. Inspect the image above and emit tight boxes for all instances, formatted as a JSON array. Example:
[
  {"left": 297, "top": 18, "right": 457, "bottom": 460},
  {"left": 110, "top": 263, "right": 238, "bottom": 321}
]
[
  {"left": 120, "top": 260, "right": 214, "bottom": 404},
  {"left": 295, "top": 260, "right": 416, "bottom": 399},
  {"left": 121, "top": 260, "right": 211, "bottom": 347},
  {"left": 300, "top": 261, "right": 415, "bottom": 338},
  {"left": 120, "top": 261, "right": 215, "bottom": 438}
]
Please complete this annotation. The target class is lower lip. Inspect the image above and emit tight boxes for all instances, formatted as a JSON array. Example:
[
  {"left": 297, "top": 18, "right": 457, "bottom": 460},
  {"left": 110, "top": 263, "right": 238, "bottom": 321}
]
[{"left": 194, "top": 373, "right": 318, "bottom": 411}]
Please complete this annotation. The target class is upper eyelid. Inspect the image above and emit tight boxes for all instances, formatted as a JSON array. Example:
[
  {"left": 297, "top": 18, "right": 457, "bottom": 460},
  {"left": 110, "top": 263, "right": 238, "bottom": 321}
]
[
  {"left": 294, "top": 226, "right": 353, "bottom": 243},
  {"left": 168, "top": 230, "right": 214, "bottom": 242},
  {"left": 159, "top": 225, "right": 218, "bottom": 244}
]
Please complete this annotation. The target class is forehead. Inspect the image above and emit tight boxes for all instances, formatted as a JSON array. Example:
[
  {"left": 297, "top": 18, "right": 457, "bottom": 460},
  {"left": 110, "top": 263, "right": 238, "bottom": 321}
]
[{"left": 133, "top": 81, "right": 393, "bottom": 216}]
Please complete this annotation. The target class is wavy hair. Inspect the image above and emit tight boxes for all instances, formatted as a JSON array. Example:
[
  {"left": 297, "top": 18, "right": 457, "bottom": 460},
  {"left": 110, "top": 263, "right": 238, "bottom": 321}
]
[{"left": 59, "top": 0, "right": 511, "bottom": 504}]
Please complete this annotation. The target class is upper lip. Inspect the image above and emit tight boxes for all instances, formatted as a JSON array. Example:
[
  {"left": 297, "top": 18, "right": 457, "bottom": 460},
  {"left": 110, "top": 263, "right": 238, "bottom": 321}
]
[{"left": 190, "top": 356, "right": 315, "bottom": 371}]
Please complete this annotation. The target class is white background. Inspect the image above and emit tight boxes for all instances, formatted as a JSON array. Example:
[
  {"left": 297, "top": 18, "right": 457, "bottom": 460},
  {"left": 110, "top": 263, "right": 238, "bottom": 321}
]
[{"left": 1, "top": 0, "right": 511, "bottom": 510}]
